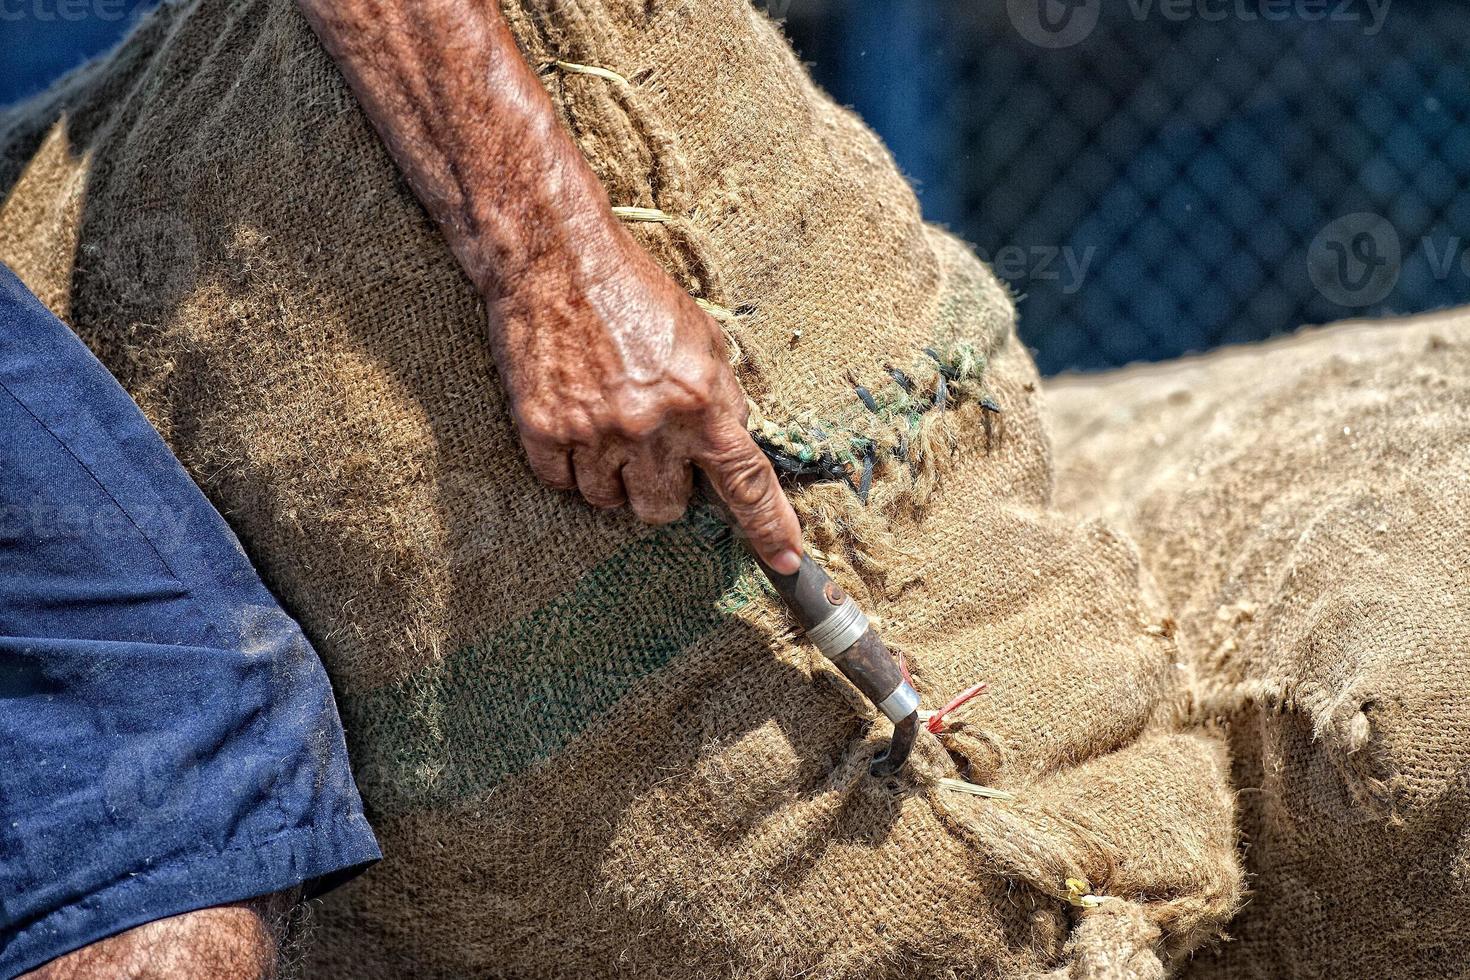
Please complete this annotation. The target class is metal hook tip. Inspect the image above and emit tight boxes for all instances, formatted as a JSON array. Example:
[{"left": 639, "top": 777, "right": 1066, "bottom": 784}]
[{"left": 868, "top": 712, "right": 919, "bottom": 778}]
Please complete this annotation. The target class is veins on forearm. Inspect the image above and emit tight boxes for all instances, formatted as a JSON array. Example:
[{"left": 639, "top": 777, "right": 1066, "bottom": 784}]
[{"left": 296, "top": 0, "right": 620, "bottom": 305}]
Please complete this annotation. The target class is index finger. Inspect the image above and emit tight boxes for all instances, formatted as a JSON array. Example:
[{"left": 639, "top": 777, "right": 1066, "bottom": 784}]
[{"left": 697, "top": 418, "right": 803, "bottom": 574}]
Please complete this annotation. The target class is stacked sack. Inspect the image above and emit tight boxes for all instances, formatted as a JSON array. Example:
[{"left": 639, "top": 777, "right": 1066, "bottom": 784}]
[
  {"left": 0, "top": 0, "right": 1242, "bottom": 975},
  {"left": 1049, "top": 311, "right": 1470, "bottom": 977}
]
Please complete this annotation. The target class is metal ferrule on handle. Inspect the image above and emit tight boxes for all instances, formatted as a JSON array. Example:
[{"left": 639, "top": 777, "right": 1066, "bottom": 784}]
[{"left": 759, "top": 552, "right": 920, "bottom": 776}]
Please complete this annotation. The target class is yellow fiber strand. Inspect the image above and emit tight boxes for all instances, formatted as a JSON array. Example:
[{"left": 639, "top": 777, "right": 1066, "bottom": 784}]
[
  {"left": 549, "top": 59, "right": 631, "bottom": 86},
  {"left": 611, "top": 205, "right": 672, "bottom": 223},
  {"left": 937, "top": 777, "right": 1015, "bottom": 801}
]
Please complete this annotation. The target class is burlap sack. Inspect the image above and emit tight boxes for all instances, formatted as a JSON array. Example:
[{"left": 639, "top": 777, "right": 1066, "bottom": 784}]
[
  {"left": 1048, "top": 311, "right": 1470, "bottom": 978},
  {"left": 0, "top": 1, "right": 1241, "bottom": 975}
]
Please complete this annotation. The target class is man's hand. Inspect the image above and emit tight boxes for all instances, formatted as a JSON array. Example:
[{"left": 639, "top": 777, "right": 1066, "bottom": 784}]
[
  {"left": 495, "top": 233, "right": 800, "bottom": 568},
  {"left": 298, "top": 0, "right": 803, "bottom": 573}
]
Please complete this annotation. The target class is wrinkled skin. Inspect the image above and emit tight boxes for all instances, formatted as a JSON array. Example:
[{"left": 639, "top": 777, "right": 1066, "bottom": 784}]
[
  {"left": 298, "top": 0, "right": 804, "bottom": 573},
  {"left": 45, "top": 3, "right": 806, "bottom": 974}
]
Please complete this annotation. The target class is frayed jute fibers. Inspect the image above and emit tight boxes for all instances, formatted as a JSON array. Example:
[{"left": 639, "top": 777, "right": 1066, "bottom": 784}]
[
  {"left": 0, "top": 0, "right": 1242, "bottom": 975},
  {"left": 1049, "top": 310, "right": 1470, "bottom": 978}
]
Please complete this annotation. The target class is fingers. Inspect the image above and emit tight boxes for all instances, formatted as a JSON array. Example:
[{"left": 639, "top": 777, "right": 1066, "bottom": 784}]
[
  {"left": 522, "top": 438, "right": 574, "bottom": 490},
  {"left": 571, "top": 444, "right": 628, "bottom": 509},
  {"left": 622, "top": 448, "right": 693, "bottom": 525},
  {"left": 697, "top": 418, "right": 803, "bottom": 574},
  {"left": 529, "top": 422, "right": 800, "bottom": 572}
]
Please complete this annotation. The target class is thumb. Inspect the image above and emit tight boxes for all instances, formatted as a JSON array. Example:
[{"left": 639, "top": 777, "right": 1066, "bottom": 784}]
[{"left": 698, "top": 419, "right": 803, "bottom": 574}]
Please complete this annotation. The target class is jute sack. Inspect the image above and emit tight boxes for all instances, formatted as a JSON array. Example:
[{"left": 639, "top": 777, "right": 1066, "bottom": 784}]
[
  {"left": 0, "top": 0, "right": 1241, "bottom": 975},
  {"left": 1048, "top": 311, "right": 1470, "bottom": 978}
]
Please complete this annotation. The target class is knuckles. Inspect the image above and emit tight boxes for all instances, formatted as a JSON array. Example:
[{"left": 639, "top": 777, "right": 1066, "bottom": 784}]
[
  {"left": 608, "top": 403, "right": 668, "bottom": 442},
  {"left": 511, "top": 330, "right": 738, "bottom": 451},
  {"left": 515, "top": 404, "right": 581, "bottom": 446},
  {"left": 713, "top": 453, "right": 772, "bottom": 510},
  {"left": 519, "top": 381, "right": 724, "bottom": 447}
]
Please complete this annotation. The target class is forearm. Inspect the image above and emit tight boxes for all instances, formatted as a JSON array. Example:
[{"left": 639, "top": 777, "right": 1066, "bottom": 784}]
[
  {"left": 298, "top": 0, "right": 803, "bottom": 568},
  {"left": 295, "top": 0, "right": 623, "bottom": 309}
]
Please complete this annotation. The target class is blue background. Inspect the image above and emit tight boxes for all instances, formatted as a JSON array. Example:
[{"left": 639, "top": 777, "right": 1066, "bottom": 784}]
[{"left": 3, "top": 0, "right": 1468, "bottom": 373}]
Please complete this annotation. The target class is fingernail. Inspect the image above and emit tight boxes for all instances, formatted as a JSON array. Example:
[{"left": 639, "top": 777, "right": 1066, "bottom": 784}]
[{"left": 769, "top": 549, "right": 802, "bottom": 575}]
